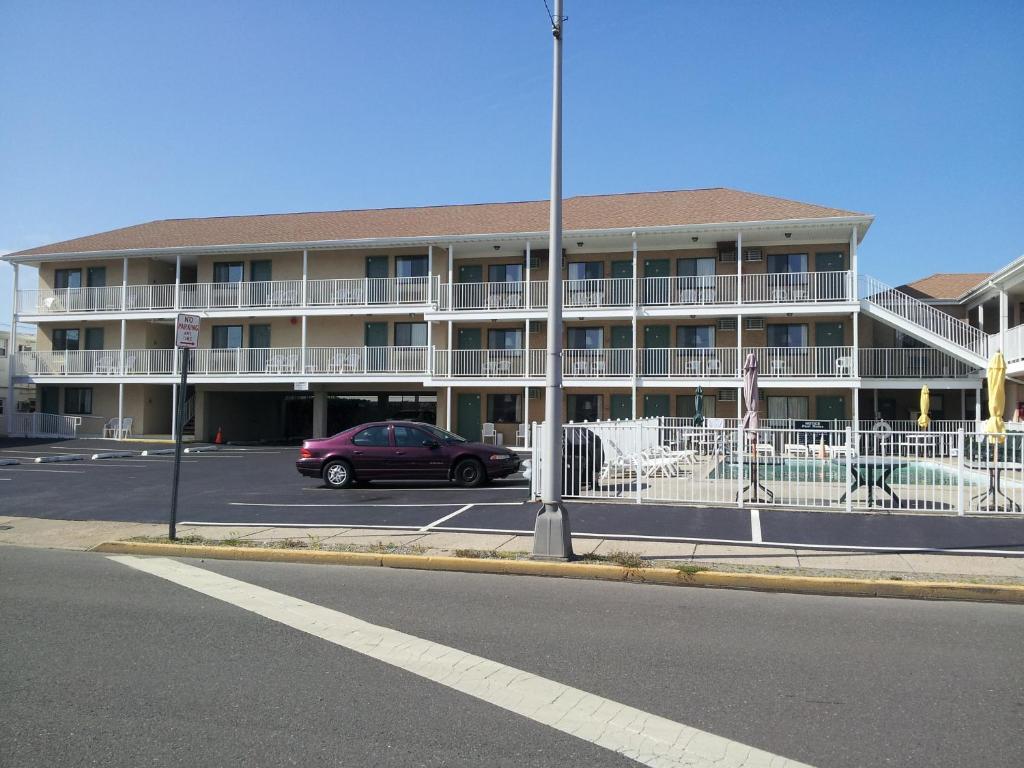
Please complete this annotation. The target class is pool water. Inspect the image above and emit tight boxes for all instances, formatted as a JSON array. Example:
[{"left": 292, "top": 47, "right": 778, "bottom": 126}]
[{"left": 710, "top": 458, "right": 982, "bottom": 487}]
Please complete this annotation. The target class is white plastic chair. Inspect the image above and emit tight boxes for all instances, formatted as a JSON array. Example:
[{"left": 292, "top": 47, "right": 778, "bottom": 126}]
[
  {"left": 482, "top": 422, "right": 496, "bottom": 445},
  {"left": 103, "top": 418, "right": 121, "bottom": 438},
  {"left": 835, "top": 356, "right": 853, "bottom": 377},
  {"left": 516, "top": 423, "right": 528, "bottom": 446},
  {"left": 119, "top": 417, "right": 134, "bottom": 439}
]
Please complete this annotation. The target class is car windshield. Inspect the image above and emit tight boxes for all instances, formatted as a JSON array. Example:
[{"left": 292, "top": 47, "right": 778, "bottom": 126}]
[{"left": 421, "top": 424, "right": 467, "bottom": 443}]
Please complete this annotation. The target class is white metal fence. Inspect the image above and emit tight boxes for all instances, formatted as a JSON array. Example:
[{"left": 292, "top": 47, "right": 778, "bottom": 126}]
[{"left": 532, "top": 417, "right": 1024, "bottom": 516}]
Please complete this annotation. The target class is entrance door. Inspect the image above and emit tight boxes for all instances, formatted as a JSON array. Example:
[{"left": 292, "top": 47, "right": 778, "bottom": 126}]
[
  {"left": 814, "top": 322, "right": 844, "bottom": 347},
  {"left": 815, "top": 252, "right": 845, "bottom": 272},
  {"left": 816, "top": 395, "right": 846, "bottom": 423},
  {"left": 643, "top": 258, "right": 670, "bottom": 304},
  {"left": 457, "top": 393, "right": 482, "bottom": 442},
  {"left": 458, "top": 264, "right": 483, "bottom": 284},
  {"left": 644, "top": 393, "right": 670, "bottom": 418},
  {"left": 611, "top": 260, "right": 633, "bottom": 306},
  {"left": 610, "top": 326, "right": 632, "bottom": 375},
  {"left": 456, "top": 328, "right": 482, "bottom": 375},
  {"left": 365, "top": 322, "right": 389, "bottom": 372},
  {"left": 610, "top": 394, "right": 632, "bottom": 420},
  {"left": 366, "top": 256, "right": 389, "bottom": 303},
  {"left": 40, "top": 386, "right": 59, "bottom": 415},
  {"left": 644, "top": 325, "right": 670, "bottom": 376},
  {"left": 815, "top": 252, "right": 845, "bottom": 299}
]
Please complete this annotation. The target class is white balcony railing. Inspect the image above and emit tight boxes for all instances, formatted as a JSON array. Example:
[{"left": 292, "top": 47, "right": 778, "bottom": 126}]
[
  {"left": 640, "top": 347, "right": 738, "bottom": 377},
  {"left": 742, "top": 271, "right": 852, "bottom": 304},
  {"left": 561, "top": 348, "right": 633, "bottom": 377},
  {"left": 745, "top": 346, "right": 856, "bottom": 377},
  {"left": 17, "top": 271, "right": 855, "bottom": 315},
  {"left": 16, "top": 347, "right": 430, "bottom": 377},
  {"left": 859, "top": 348, "right": 979, "bottom": 378}
]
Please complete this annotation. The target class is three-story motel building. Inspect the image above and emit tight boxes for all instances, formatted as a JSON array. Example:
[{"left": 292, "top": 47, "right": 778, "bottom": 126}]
[{"left": 3, "top": 188, "right": 994, "bottom": 444}]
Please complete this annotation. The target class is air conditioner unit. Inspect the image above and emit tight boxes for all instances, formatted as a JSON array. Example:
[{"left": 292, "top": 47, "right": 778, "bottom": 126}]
[
  {"left": 717, "top": 318, "right": 738, "bottom": 331},
  {"left": 528, "top": 256, "right": 541, "bottom": 269},
  {"left": 528, "top": 389, "right": 542, "bottom": 400},
  {"left": 718, "top": 250, "right": 737, "bottom": 262},
  {"left": 720, "top": 390, "right": 738, "bottom": 402},
  {"left": 745, "top": 317, "right": 765, "bottom": 331},
  {"left": 744, "top": 248, "right": 763, "bottom": 262},
  {"left": 717, "top": 241, "right": 737, "bottom": 262}
]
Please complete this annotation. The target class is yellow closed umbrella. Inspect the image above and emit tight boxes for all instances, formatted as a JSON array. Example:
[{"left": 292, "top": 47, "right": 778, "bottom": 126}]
[
  {"left": 917, "top": 385, "right": 930, "bottom": 430},
  {"left": 985, "top": 351, "right": 1007, "bottom": 445}
]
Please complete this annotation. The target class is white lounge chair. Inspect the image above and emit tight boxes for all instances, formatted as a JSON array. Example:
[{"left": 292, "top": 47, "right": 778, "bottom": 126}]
[{"left": 783, "top": 443, "right": 809, "bottom": 458}]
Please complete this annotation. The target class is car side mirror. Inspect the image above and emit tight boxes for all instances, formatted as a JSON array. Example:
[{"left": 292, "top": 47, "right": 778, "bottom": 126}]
[{"left": 422, "top": 440, "right": 440, "bottom": 448}]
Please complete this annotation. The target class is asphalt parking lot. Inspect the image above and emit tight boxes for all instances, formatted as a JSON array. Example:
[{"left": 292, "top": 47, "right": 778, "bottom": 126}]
[{"left": 3, "top": 438, "right": 1024, "bottom": 554}]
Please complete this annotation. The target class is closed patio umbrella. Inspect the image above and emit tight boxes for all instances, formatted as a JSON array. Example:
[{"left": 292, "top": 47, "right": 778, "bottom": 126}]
[
  {"left": 693, "top": 385, "right": 705, "bottom": 427},
  {"left": 741, "top": 353, "right": 772, "bottom": 502},
  {"left": 917, "top": 385, "right": 931, "bottom": 430},
  {"left": 985, "top": 351, "right": 1006, "bottom": 445}
]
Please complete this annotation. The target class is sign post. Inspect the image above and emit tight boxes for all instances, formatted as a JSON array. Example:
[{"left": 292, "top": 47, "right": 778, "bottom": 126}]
[{"left": 169, "top": 313, "right": 199, "bottom": 540}]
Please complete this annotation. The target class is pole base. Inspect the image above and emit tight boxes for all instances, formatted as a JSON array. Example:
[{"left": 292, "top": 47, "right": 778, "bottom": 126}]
[{"left": 531, "top": 502, "right": 574, "bottom": 561}]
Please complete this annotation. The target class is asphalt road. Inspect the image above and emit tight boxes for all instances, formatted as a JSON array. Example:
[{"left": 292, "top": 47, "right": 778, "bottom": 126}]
[
  {"left": 2, "top": 546, "right": 1022, "bottom": 767},
  {"left": 3, "top": 438, "right": 1024, "bottom": 554}
]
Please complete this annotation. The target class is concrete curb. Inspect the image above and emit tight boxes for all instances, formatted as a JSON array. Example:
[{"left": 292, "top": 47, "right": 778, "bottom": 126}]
[
  {"left": 34, "top": 454, "right": 85, "bottom": 463},
  {"left": 183, "top": 446, "right": 219, "bottom": 453},
  {"left": 0, "top": 458, "right": 19, "bottom": 466},
  {"left": 140, "top": 448, "right": 176, "bottom": 456},
  {"left": 92, "top": 541, "right": 1024, "bottom": 604},
  {"left": 91, "top": 451, "right": 136, "bottom": 460}
]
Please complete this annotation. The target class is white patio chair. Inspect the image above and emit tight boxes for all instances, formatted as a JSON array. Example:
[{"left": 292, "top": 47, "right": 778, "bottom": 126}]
[
  {"left": 783, "top": 443, "right": 809, "bottom": 458},
  {"left": 770, "top": 358, "right": 787, "bottom": 376},
  {"left": 94, "top": 353, "right": 119, "bottom": 375},
  {"left": 515, "top": 423, "right": 528, "bottom": 446},
  {"left": 685, "top": 359, "right": 702, "bottom": 376},
  {"left": 835, "top": 356, "right": 853, "bottom": 377},
  {"left": 119, "top": 417, "right": 134, "bottom": 439},
  {"left": 755, "top": 443, "right": 776, "bottom": 457},
  {"left": 103, "top": 418, "right": 121, "bottom": 438},
  {"left": 706, "top": 358, "right": 722, "bottom": 376},
  {"left": 481, "top": 422, "right": 497, "bottom": 445}
]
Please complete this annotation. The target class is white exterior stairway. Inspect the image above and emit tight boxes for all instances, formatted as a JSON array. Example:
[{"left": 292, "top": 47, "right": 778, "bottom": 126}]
[{"left": 859, "top": 275, "right": 988, "bottom": 367}]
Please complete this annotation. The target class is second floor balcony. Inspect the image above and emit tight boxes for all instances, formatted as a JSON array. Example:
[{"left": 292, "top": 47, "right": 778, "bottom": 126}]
[{"left": 17, "top": 270, "right": 855, "bottom": 318}]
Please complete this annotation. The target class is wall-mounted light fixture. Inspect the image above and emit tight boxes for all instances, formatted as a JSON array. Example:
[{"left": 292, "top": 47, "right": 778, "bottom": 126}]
[
  {"left": 784, "top": 232, "right": 792, "bottom": 239},
  {"left": 493, "top": 245, "right": 501, "bottom": 250},
  {"left": 691, "top": 236, "right": 699, "bottom": 242},
  {"left": 576, "top": 241, "right": 583, "bottom": 248}
]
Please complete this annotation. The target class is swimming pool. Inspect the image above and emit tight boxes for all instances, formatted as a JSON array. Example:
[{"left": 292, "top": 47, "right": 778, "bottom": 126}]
[{"left": 709, "top": 458, "right": 990, "bottom": 487}]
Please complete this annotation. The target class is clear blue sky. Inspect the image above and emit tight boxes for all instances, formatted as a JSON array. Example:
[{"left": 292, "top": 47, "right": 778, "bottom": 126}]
[{"left": 1, "top": 0, "right": 1021, "bottom": 322}]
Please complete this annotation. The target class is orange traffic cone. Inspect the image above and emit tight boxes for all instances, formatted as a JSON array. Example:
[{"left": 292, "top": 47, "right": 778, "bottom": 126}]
[{"left": 214, "top": 427, "right": 224, "bottom": 445}]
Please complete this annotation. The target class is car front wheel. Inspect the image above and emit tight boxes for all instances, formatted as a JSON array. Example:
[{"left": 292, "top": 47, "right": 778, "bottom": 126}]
[
  {"left": 323, "top": 460, "right": 354, "bottom": 489},
  {"left": 453, "top": 458, "right": 486, "bottom": 488}
]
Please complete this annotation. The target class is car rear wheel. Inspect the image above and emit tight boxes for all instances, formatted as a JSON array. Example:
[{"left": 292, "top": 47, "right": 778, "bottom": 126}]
[
  {"left": 323, "top": 460, "right": 354, "bottom": 489},
  {"left": 453, "top": 458, "right": 485, "bottom": 488}
]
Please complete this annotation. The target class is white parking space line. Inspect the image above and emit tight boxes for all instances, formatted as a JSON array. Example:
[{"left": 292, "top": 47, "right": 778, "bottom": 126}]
[
  {"left": 179, "top": 521, "right": 424, "bottom": 530},
  {"left": 750, "top": 509, "right": 762, "bottom": 543},
  {"left": 110, "top": 556, "right": 811, "bottom": 768},
  {"left": 301, "top": 485, "right": 527, "bottom": 493},
  {"left": 419, "top": 504, "right": 474, "bottom": 532},
  {"left": 229, "top": 501, "right": 526, "bottom": 509},
  {"left": 0, "top": 467, "right": 86, "bottom": 474}
]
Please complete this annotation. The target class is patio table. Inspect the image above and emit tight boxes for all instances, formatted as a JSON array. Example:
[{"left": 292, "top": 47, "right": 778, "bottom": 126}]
[
  {"left": 970, "top": 460, "right": 1022, "bottom": 513},
  {"left": 838, "top": 456, "right": 909, "bottom": 507}
]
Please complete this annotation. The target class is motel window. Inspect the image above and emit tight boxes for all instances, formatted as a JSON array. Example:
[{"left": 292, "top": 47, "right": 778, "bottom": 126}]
[
  {"left": 767, "top": 396, "right": 808, "bottom": 420},
  {"left": 677, "top": 258, "right": 716, "bottom": 277},
  {"left": 566, "top": 328, "right": 604, "bottom": 349},
  {"left": 394, "top": 323, "right": 427, "bottom": 347},
  {"left": 86, "top": 266, "right": 106, "bottom": 287},
  {"left": 64, "top": 387, "right": 93, "bottom": 415},
  {"left": 567, "top": 262, "right": 604, "bottom": 281},
  {"left": 677, "top": 394, "right": 716, "bottom": 419},
  {"left": 488, "top": 329, "right": 523, "bottom": 350},
  {"left": 54, "top": 269, "right": 82, "bottom": 290},
  {"left": 487, "top": 394, "right": 521, "bottom": 424},
  {"left": 767, "top": 324, "right": 808, "bottom": 348},
  {"left": 488, "top": 263, "right": 523, "bottom": 283},
  {"left": 767, "top": 253, "right": 808, "bottom": 274},
  {"left": 213, "top": 262, "right": 244, "bottom": 283},
  {"left": 395, "top": 255, "right": 429, "bottom": 278},
  {"left": 676, "top": 326, "right": 715, "bottom": 348},
  {"left": 52, "top": 329, "right": 80, "bottom": 352},
  {"left": 212, "top": 325, "right": 243, "bottom": 349},
  {"left": 567, "top": 394, "right": 602, "bottom": 422}
]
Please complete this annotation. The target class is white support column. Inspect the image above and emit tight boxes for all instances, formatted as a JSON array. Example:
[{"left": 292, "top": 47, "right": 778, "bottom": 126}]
[
  {"left": 999, "top": 289, "right": 1008, "bottom": 351},
  {"left": 171, "top": 382, "right": 178, "bottom": 437},
  {"left": 975, "top": 385, "right": 982, "bottom": 422},
  {"left": 427, "top": 245, "right": 433, "bottom": 304},
  {"left": 118, "top": 316, "right": 127, "bottom": 435},
  {"left": 525, "top": 318, "right": 531, "bottom": 376},
  {"left": 736, "top": 313, "right": 743, "bottom": 378},
  {"left": 300, "top": 315, "right": 307, "bottom": 375},
  {"left": 631, "top": 231, "right": 638, "bottom": 419},
  {"left": 174, "top": 254, "right": 181, "bottom": 310},
  {"left": 312, "top": 390, "right": 327, "bottom": 438},
  {"left": 446, "top": 387, "right": 452, "bottom": 431},
  {"left": 523, "top": 385, "right": 530, "bottom": 447},
  {"left": 117, "top": 383, "right": 124, "bottom": 438},
  {"left": 120, "top": 318, "right": 126, "bottom": 371},
  {"left": 852, "top": 310, "right": 860, "bottom": 377},
  {"left": 851, "top": 387, "right": 859, "bottom": 428},
  {"left": 736, "top": 387, "right": 743, "bottom": 421},
  {"left": 6, "top": 262, "right": 18, "bottom": 434},
  {"left": 978, "top": 303, "right": 984, "bottom": 333},
  {"left": 121, "top": 256, "right": 128, "bottom": 311},
  {"left": 447, "top": 245, "right": 454, "bottom": 302},
  {"left": 850, "top": 226, "right": 859, "bottom": 289},
  {"left": 301, "top": 249, "right": 308, "bottom": 307},
  {"left": 525, "top": 240, "right": 532, "bottom": 300},
  {"left": 736, "top": 231, "right": 743, "bottom": 305}
]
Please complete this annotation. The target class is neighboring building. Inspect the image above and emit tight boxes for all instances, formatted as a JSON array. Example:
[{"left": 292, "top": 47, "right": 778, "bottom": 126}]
[
  {"left": 0, "top": 187, "right": 1008, "bottom": 442},
  {"left": 0, "top": 325, "right": 37, "bottom": 417}
]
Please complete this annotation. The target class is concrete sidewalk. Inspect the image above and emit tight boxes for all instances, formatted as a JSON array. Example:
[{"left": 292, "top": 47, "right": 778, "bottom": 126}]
[{"left": 3, "top": 514, "right": 1024, "bottom": 585}]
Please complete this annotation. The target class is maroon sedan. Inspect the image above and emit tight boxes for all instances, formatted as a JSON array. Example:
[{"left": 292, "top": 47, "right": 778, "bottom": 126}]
[{"left": 296, "top": 421, "right": 521, "bottom": 489}]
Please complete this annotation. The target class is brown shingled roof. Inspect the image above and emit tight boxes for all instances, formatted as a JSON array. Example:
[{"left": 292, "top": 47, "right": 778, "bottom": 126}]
[
  {"left": 9, "top": 187, "right": 868, "bottom": 258},
  {"left": 899, "top": 273, "right": 990, "bottom": 300}
]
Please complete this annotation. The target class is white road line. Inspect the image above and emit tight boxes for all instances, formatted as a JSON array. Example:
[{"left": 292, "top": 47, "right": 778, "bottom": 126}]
[
  {"left": 419, "top": 504, "right": 474, "bottom": 532},
  {"left": 0, "top": 467, "right": 85, "bottom": 474},
  {"left": 228, "top": 501, "right": 526, "bottom": 509},
  {"left": 301, "top": 486, "right": 526, "bottom": 493},
  {"left": 750, "top": 509, "right": 762, "bottom": 543},
  {"left": 179, "top": 521, "right": 424, "bottom": 530},
  {"left": 109, "top": 556, "right": 812, "bottom": 768}
]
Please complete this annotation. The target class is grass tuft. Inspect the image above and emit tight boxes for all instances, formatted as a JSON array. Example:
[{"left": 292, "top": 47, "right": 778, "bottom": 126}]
[{"left": 674, "top": 563, "right": 709, "bottom": 575}]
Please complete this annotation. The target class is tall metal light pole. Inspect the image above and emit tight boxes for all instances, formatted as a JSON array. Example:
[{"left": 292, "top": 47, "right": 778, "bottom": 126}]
[{"left": 532, "top": 0, "right": 573, "bottom": 560}]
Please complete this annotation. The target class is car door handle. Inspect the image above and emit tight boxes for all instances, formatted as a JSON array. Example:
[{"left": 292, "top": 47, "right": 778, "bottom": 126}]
[
  {"left": 394, "top": 451, "right": 405, "bottom": 455},
  {"left": 352, "top": 450, "right": 364, "bottom": 455}
]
